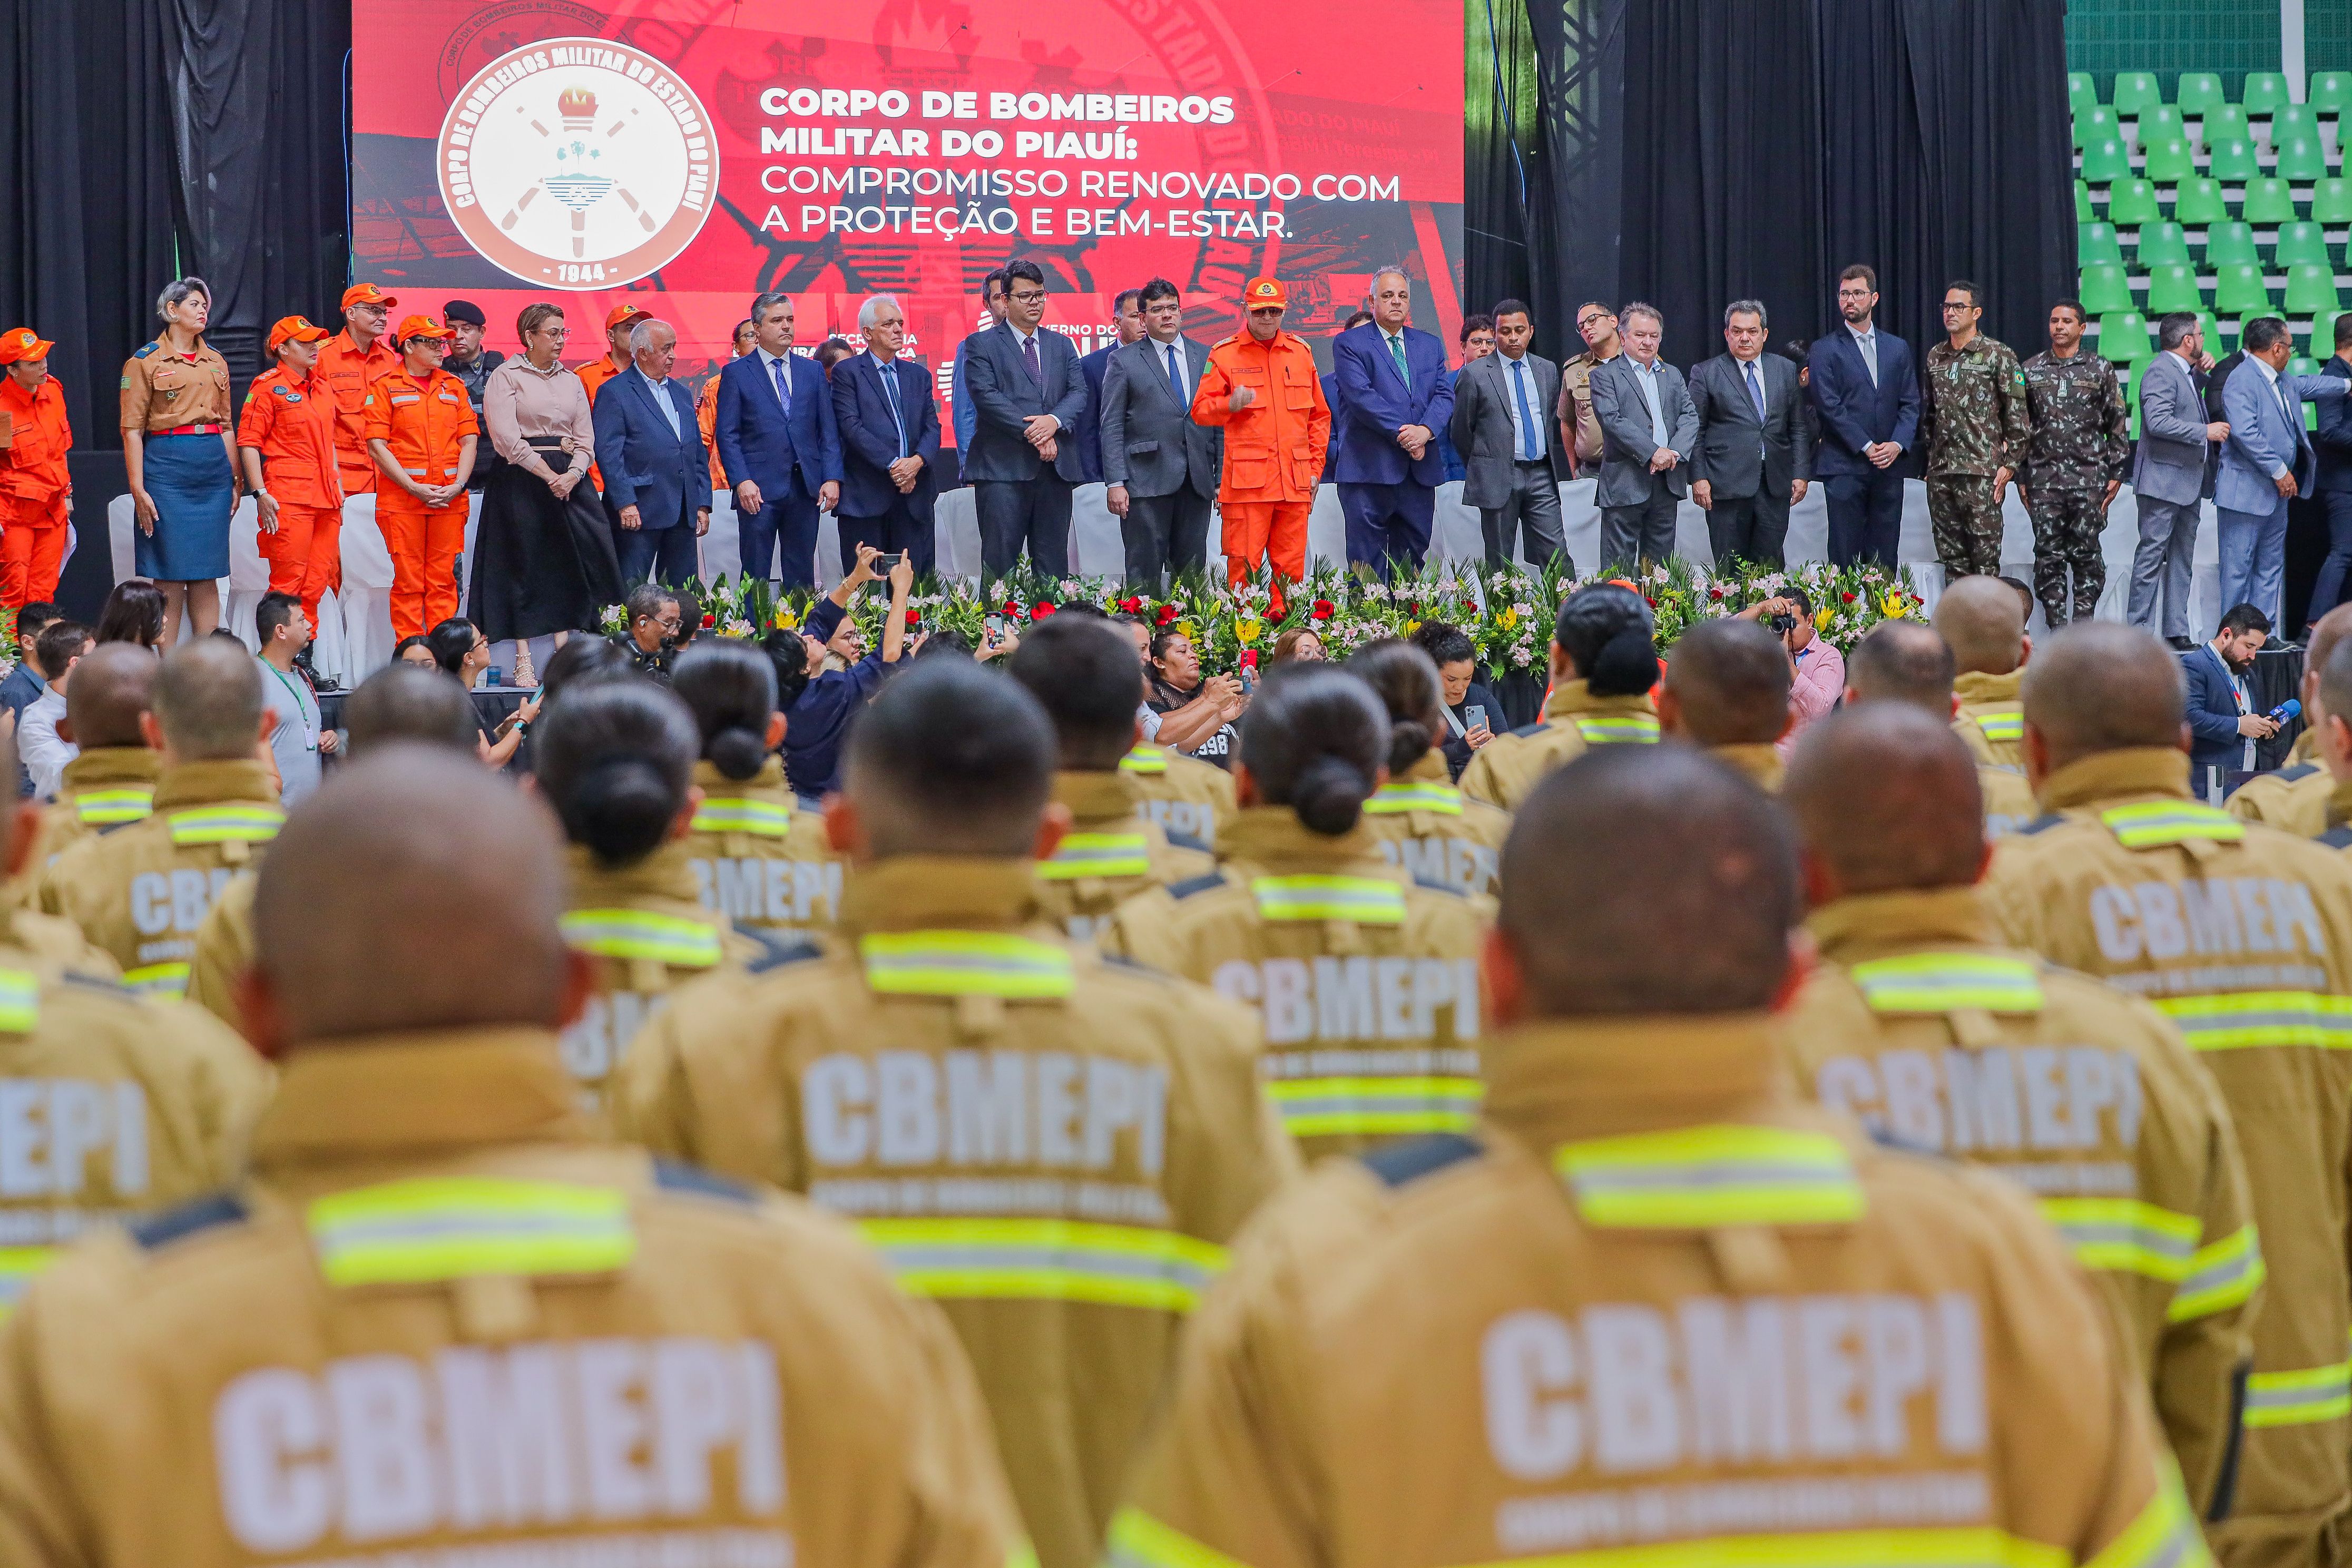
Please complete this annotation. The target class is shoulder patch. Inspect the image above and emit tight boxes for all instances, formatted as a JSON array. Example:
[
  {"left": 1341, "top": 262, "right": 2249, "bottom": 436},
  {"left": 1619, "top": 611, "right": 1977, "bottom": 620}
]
[
  {"left": 1167, "top": 870, "right": 1230, "bottom": 900},
  {"left": 651, "top": 1159, "right": 757, "bottom": 1206},
  {"left": 2015, "top": 812, "right": 2067, "bottom": 836},
  {"left": 2318, "top": 826, "right": 2352, "bottom": 851},
  {"left": 1510, "top": 720, "right": 1547, "bottom": 739},
  {"left": 1360, "top": 1132, "right": 1484, "bottom": 1188},
  {"left": 2278, "top": 763, "right": 2320, "bottom": 782},
  {"left": 743, "top": 932, "right": 824, "bottom": 976},
  {"left": 1164, "top": 828, "right": 1212, "bottom": 854},
  {"left": 129, "top": 1191, "right": 248, "bottom": 1251},
  {"left": 132, "top": 343, "right": 158, "bottom": 359}
]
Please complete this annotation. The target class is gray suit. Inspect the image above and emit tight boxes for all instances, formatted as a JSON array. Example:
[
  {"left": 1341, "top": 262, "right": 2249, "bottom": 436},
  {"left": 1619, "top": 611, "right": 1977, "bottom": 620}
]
[
  {"left": 2127, "top": 349, "right": 2211, "bottom": 638},
  {"left": 1449, "top": 350, "right": 1573, "bottom": 569},
  {"left": 1101, "top": 335, "right": 1222, "bottom": 590},
  {"left": 1590, "top": 353, "right": 1698, "bottom": 569},
  {"left": 1688, "top": 351, "right": 1812, "bottom": 569}
]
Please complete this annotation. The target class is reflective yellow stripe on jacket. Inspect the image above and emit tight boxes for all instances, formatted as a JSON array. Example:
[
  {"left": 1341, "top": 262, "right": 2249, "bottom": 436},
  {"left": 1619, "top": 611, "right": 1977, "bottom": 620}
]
[
  {"left": 2245, "top": 1349, "right": 2352, "bottom": 1428},
  {"left": 307, "top": 1176, "right": 637, "bottom": 1287},
  {"left": 1262, "top": 1075, "right": 1481, "bottom": 1138},
  {"left": 1570, "top": 713, "right": 1661, "bottom": 746},
  {"left": 1973, "top": 711, "right": 2024, "bottom": 744},
  {"left": 2039, "top": 1197, "right": 2201, "bottom": 1284},
  {"left": 857, "top": 1217, "right": 1224, "bottom": 1313},
  {"left": 74, "top": 786, "right": 153, "bottom": 826},
  {"left": 1850, "top": 953, "right": 2045, "bottom": 1014},
  {"left": 1038, "top": 832, "right": 1152, "bottom": 880},
  {"left": 122, "top": 962, "right": 191, "bottom": 997},
  {"left": 167, "top": 803, "right": 285, "bottom": 846},
  {"left": 1119, "top": 746, "right": 1170, "bottom": 776},
  {"left": 2151, "top": 991, "right": 2352, "bottom": 1051},
  {"left": 2100, "top": 800, "right": 2245, "bottom": 849},
  {"left": 2168, "top": 1223, "right": 2265, "bottom": 1321},
  {"left": 1250, "top": 875, "right": 1406, "bottom": 925},
  {"left": 559, "top": 908, "right": 724, "bottom": 968},
  {"left": 1553, "top": 1124, "right": 1865, "bottom": 1229},
  {"left": 690, "top": 797, "right": 794, "bottom": 838},
  {"left": 0, "top": 1247, "right": 54, "bottom": 1318},
  {"left": 1363, "top": 781, "right": 1463, "bottom": 816},
  {"left": 0, "top": 969, "right": 36, "bottom": 1034},
  {"left": 859, "top": 930, "right": 1075, "bottom": 999}
]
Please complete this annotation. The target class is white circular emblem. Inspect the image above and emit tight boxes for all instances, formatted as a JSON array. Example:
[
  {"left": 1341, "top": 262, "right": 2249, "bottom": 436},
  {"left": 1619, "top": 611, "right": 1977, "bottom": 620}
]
[{"left": 437, "top": 37, "right": 718, "bottom": 289}]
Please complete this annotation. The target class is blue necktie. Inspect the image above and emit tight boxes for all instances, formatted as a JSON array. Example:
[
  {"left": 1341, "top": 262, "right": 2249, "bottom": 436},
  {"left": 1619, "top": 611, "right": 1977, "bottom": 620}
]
[
  {"left": 771, "top": 355, "right": 791, "bottom": 420},
  {"left": 877, "top": 360, "right": 906, "bottom": 458},
  {"left": 1746, "top": 360, "right": 1767, "bottom": 457},
  {"left": 1165, "top": 342, "right": 1184, "bottom": 401},
  {"left": 1511, "top": 358, "right": 1537, "bottom": 460}
]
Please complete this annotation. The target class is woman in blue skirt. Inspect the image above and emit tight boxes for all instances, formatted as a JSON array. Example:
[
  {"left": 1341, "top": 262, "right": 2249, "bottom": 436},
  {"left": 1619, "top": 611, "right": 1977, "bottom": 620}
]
[{"left": 121, "top": 277, "right": 239, "bottom": 646}]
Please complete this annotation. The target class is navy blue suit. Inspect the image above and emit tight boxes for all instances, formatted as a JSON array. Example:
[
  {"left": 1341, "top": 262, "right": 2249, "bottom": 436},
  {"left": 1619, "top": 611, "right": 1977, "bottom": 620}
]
[
  {"left": 831, "top": 351, "right": 942, "bottom": 579},
  {"left": 1331, "top": 321, "right": 1455, "bottom": 574},
  {"left": 1074, "top": 343, "right": 1114, "bottom": 484},
  {"left": 715, "top": 348, "right": 844, "bottom": 590},
  {"left": 2182, "top": 644, "right": 2256, "bottom": 780},
  {"left": 962, "top": 322, "right": 1088, "bottom": 577},
  {"left": 1807, "top": 325, "right": 1919, "bottom": 568},
  {"left": 592, "top": 367, "right": 708, "bottom": 586}
]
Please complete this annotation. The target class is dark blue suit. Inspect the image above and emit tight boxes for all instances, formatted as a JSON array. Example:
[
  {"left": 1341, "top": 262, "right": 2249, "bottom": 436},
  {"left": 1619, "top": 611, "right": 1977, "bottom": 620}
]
[
  {"left": 1331, "top": 321, "right": 1455, "bottom": 574},
  {"left": 1807, "top": 325, "right": 1919, "bottom": 568},
  {"left": 591, "top": 367, "right": 707, "bottom": 586},
  {"left": 2312, "top": 355, "right": 2352, "bottom": 620},
  {"left": 715, "top": 348, "right": 844, "bottom": 590},
  {"left": 831, "top": 351, "right": 942, "bottom": 578},
  {"left": 2182, "top": 643, "right": 2256, "bottom": 780},
  {"left": 962, "top": 322, "right": 1088, "bottom": 577},
  {"left": 1074, "top": 342, "right": 1114, "bottom": 484}
]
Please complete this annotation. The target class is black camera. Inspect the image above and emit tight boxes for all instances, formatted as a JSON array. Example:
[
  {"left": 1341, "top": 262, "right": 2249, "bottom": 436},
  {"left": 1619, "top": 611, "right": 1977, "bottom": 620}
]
[{"left": 1765, "top": 611, "right": 1797, "bottom": 634}]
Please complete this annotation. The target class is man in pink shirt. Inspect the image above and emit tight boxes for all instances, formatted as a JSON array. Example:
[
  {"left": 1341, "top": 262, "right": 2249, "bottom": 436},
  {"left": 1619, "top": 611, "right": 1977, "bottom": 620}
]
[{"left": 1735, "top": 584, "right": 1846, "bottom": 745}]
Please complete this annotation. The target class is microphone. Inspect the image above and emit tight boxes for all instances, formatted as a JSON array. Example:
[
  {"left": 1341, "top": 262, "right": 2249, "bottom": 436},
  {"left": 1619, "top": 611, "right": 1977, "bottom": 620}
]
[{"left": 2266, "top": 697, "right": 2302, "bottom": 724}]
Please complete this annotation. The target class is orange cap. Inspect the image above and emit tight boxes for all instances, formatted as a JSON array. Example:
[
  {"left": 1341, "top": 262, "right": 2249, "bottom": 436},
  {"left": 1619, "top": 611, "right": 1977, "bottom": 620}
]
[
  {"left": 1242, "top": 277, "right": 1287, "bottom": 309},
  {"left": 341, "top": 283, "right": 398, "bottom": 311},
  {"left": 0, "top": 329, "right": 52, "bottom": 365},
  {"left": 394, "top": 314, "right": 456, "bottom": 345},
  {"left": 267, "top": 316, "right": 332, "bottom": 351},
  {"left": 604, "top": 303, "right": 655, "bottom": 331}
]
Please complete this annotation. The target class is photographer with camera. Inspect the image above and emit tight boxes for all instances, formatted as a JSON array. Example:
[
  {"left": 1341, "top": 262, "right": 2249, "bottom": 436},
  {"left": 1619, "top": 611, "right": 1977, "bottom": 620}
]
[
  {"left": 1733, "top": 581, "right": 1844, "bottom": 742},
  {"left": 766, "top": 542, "right": 915, "bottom": 795}
]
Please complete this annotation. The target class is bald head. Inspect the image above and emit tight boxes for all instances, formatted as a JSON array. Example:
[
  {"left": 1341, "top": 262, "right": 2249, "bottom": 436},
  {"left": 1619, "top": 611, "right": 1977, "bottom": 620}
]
[
  {"left": 1933, "top": 575, "right": 2026, "bottom": 675},
  {"left": 1663, "top": 619, "right": 1791, "bottom": 746},
  {"left": 341, "top": 665, "right": 481, "bottom": 758},
  {"left": 2021, "top": 622, "right": 2185, "bottom": 771},
  {"left": 152, "top": 636, "right": 263, "bottom": 761},
  {"left": 251, "top": 748, "right": 570, "bottom": 1046},
  {"left": 1845, "top": 619, "right": 1956, "bottom": 713},
  {"left": 64, "top": 643, "right": 159, "bottom": 751},
  {"left": 2306, "top": 605, "right": 2352, "bottom": 716},
  {"left": 1499, "top": 747, "right": 1797, "bottom": 1016},
  {"left": 1785, "top": 705, "right": 1985, "bottom": 897}
]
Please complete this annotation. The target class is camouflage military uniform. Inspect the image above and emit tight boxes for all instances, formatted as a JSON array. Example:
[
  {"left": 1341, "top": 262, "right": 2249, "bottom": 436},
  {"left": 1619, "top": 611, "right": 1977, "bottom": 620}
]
[
  {"left": 1555, "top": 350, "right": 1612, "bottom": 476},
  {"left": 2020, "top": 349, "right": 2130, "bottom": 625},
  {"left": 1920, "top": 334, "right": 2033, "bottom": 579}
]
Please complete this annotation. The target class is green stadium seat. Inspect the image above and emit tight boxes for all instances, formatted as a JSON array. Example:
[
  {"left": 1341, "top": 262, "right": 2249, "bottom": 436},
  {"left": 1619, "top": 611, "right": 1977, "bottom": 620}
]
[
  {"left": 2079, "top": 261, "right": 2136, "bottom": 316},
  {"left": 2274, "top": 219, "right": 2331, "bottom": 267},
  {"left": 2098, "top": 310, "right": 2154, "bottom": 363},
  {"left": 2175, "top": 177, "right": 2230, "bottom": 224},
  {"left": 2208, "top": 138, "right": 2261, "bottom": 182},
  {"left": 2142, "top": 136, "right": 2197, "bottom": 184},
  {"left": 2242, "top": 73, "right": 2290, "bottom": 116},
  {"left": 2312, "top": 310, "right": 2347, "bottom": 357},
  {"left": 2076, "top": 179, "right": 2095, "bottom": 221},
  {"left": 2203, "top": 104, "right": 2250, "bottom": 143},
  {"left": 2074, "top": 105, "right": 2118, "bottom": 150},
  {"left": 2277, "top": 137, "right": 2329, "bottom": 184},
  {"left": 2273, "top": 103, "right": 2319, "bottom": 142},
  {"left": 2079, "top": 220, "right": 2124, "bottom": 267},
  {"left": 2241, "top": 175, "right": 2297, "bottom": 223},
  {"left": 2206, "top": 220, "right": 2260, "bottom": 265},
  {"left": 2079, "top": 138, "right": 2132, "bottom": 185},
  {"left": 2290, "top": 356, "right": 2321, "bottom": 377},
  {"left": 2194, "top": 310, "right": 2228, "bottom": 354},
  {"left": 2176, "top": 73, "right": 2226, "bottom": 120},
  {"left": 2111, "top": 72, "right": 2162, "bottom": 117},
  {"left": 2310, "top": 73, "right": 2352, "bottom": 116},
  {"left": 2143, "top": 262, "right": 2203, "bottom": 315},
  {"left": 2137, "top": 219, "right": 2192, "bottom": 267},
  {"left": 2069, "top": 72, "right": 2100, "bottom": 117},
  {"left": 2214, "top": 261, "right": 2273, "bottom": 315},
  {"left": 2109, "top": 178, "right": 2163, "bottom": 226},
  {"left": 2285, "top": 263, "right": 2342, "bottom": 315},
  {"left": 2313, "top": 178, "right": 2352, "bottom": 224},
  {"left": 2139, "top": 104, "right": 2187, "bottom": 143}
]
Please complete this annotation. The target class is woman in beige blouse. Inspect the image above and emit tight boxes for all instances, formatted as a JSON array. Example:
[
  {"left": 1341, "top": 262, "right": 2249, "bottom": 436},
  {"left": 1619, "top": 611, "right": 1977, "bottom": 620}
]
[{"left": 464, "top": 302, "right": 623, "bottom": 648}]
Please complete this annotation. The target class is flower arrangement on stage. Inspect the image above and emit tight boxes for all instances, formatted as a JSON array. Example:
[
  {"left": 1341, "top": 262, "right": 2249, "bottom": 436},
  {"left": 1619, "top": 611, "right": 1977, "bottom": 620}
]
[{"left": 599, "top": 555, "right": 1923, "bottom": 680}]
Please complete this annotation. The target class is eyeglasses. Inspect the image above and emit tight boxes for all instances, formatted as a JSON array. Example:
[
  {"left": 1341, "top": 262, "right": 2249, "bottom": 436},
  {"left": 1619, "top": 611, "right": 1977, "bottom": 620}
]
[
  {"left": 1008, "top": 289, "right": 1046, "bottom": 305},
  {"left": 1942, "top": 301, "right": 1976, "bottom": 312}
]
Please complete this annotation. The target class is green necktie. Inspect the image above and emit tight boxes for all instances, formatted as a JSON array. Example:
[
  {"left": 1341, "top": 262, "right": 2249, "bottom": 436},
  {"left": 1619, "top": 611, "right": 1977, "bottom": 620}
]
[{"left": 1387, "top": 332, "right": 1409, "bottom": 387}]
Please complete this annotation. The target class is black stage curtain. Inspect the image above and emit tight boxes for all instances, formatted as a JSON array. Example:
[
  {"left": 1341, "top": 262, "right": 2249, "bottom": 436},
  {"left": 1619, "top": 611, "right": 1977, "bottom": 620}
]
[{"left": 1465, "top": 0, "right": 1547, "bottom": 348}]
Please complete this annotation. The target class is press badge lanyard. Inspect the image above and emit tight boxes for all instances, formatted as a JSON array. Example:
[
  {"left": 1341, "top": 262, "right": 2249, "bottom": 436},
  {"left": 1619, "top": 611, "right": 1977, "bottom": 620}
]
[{"left": 268, "top": 663, "right": 319, "bottom": 752}]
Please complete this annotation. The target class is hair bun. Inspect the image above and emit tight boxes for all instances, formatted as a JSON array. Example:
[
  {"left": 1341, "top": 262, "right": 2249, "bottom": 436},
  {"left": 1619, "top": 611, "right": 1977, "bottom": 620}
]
[
  {"left": 707, "top": 723, "right": 768, "bottom": 781},
  {"left": 1386, "top": 717, "right": 1434, "bottom": 775},
  {"left": 562, "top": 754, "right": 678, "bottom": 866},
  {"left": 1291, "top": 753, "right": 1371, "bottom": 836},
  {"left": 1586, "top": 622, "right": 1659, "bottom": 697}
]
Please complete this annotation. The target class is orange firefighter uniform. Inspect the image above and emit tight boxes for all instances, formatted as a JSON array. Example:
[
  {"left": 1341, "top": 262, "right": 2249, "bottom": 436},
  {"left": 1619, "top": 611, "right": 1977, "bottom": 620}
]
[
  {"left": 315, "top": 284, "right": 400, "bottom": 497},
  {"left": 1983, "top": 748, "right": 2352, "bottom": 1567},
  {"left": 0, "top": 330, "right": 71, "bottom": 610},
  {"left": 698, "top": 371, "right": 727, "bottom": 489},
  {"left": 1191, "top": 278, "right": 1329, "bottom": 593},
  {"left": 1108, "top": 1009, "right": 2212, "bottom": 1568},
  {"left": 238, "top": 316, "right": 346, "bottom": 628},
  {"left": 365, "top": 318, "right": 478, "bottom": 641}
]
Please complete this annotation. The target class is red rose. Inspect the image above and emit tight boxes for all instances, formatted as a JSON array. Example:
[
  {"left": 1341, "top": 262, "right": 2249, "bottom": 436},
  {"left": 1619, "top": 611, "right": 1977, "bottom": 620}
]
[
  {"left": 1117, "top": 595, "right": 1143, "bottom": 614},
  {"left": 1841, "top": 592, "right": 1857, "bottom": 603},
  {"left": 1002, "top": 599, "right": 1020, "bottom": 616},
  {"left": 1310, "top": 599, "right": 1335, "bottom": 620},
  {"left": 1239, "top": 649, "right": 1259, "bottom": 669},
  {"left": 1032, "top": 602, "right": 1056, "bottom": 621},
  {"left": 904, "top": 609, "right": 919, "bottom": 626},
  {"left": 701, "top": 613, "right": 716, "bottom": 628},
  {"left": 1643, "top": 594, "right": 1658, "bottom": 608},
  {"left": 1707, "top": 586, "right": 1724, "bottom": 600},
  {"left": 1154, "top": 603, "right": 1178, "bottom": 626}
]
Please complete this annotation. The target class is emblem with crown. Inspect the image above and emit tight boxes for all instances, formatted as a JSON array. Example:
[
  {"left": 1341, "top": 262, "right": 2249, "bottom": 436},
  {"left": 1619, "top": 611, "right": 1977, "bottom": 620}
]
[{"left": 557, "top": 86, "right": 597, "bottom": 132}]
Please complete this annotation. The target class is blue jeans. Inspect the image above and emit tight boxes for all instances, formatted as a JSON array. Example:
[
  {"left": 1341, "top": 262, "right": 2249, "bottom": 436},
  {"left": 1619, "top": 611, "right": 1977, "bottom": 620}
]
[
  {"left": 2217, "top": 496, "right": 2289, "bottom": 626},
  {"left": 2309, "top": 490, "right": 2352, "bottom": 625}
]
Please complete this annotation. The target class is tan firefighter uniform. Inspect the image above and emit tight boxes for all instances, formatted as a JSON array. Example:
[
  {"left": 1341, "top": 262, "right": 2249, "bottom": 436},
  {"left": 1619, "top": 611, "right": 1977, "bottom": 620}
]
[
  {"left": 1708, "top": 740, "right": 1787, "bottom": 792},
  {"left": 183, "top": 871, "right": 256, "bottom": 1037},
  {"left": 0, "top": 1027, "right": 1029, "bottom": 1568},
  {"left": 612, "top": 856, "right": 1297, "bottom": 1568},
  {"left": 1356, "top": 752, "right": 1511, "bottom": 896},
  {"left": 1783, "top": 884, "right": 2261, "bottom": 1513},
  {"left": 1108, "top": 1010, "right": 2211, "bottom": 1568},
  {"left": 2231, "top": 762, "right": 2330, "bottom": 839},
  {"left": 1119, "top": 743, "right": 1235, "bottom": 850},
  {"left": 1982, "top": 747, "right": 2352, "bottom": 1565},
  {"left": 1033, "top": 769, "right": 1214, "bottom": 944},
  {"left": 561, "top": 842, "right": 778, "bottom": 1109},
  {"left": 6, "top": 746, "right": 160, "bottom": 910},
  {"left": 1955, "top": 669, "right": 2025, "bottom": 767},
  {"left": 1983, "top": 762, "right": 2041, "bottom": 837},
  {"left": 1459, "top": 679, "right": 1660, "bottom": 812},
  {"left": 2317, "top": 778, "right": 2352, "bottom": 853},
  {"left": 1100, "top": 806, "right": 1492, "bottom": 1160},
  {"left": 35, "top": 759, "right": 280, "bottom": 998},
  {"left": 0, "top": 927, "right": 268, "bottom": 1315},
  {"left": 681, "top": 758, "right": 844, "bottom": 935}
]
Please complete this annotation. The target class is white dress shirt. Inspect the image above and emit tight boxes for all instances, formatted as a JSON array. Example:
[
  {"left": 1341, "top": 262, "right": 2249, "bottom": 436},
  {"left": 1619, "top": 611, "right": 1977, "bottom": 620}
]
[
  {"left": 1629, "top": 357, "right": 1670, "bottom": 447},
  {"left": 18, "top": 688, "right": 72, "bottom": 801},
  {"left": 632, "top": 367, "right": 680, "bottom": 437},
  {"left": 1848, "top": 323, "right": 1880, "bottom": 387}
]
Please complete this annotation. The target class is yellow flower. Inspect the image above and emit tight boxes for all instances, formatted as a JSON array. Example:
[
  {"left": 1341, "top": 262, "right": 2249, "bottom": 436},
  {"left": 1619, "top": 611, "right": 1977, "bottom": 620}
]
[
  {"left": 1881, "top": 591, "right": 1908, "bottom": 617},
  {"left": 772, "top": 607, "right": 799, "bottom": 630},
  {"left": 1814, "top": 607, "right": 1835, "bottom": 632},
  {"left": 1404, "top": 619, "right": 1420, "bottom": 634},
  {"left": 1236, "top": 618, "right": 1262, "bottom": 645},
  {"left": 1177, "top": 619, "right": 1198, "bottom": 642},
  {"left": 1499, "top": 605, "right": 1518, "bottom": 630}
]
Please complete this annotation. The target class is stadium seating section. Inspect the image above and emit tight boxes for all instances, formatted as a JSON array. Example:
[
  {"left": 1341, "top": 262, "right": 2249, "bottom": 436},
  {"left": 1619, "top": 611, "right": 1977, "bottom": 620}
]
[{"left": 2072, "top": 70, "right": 2350, "bottom": 434}]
